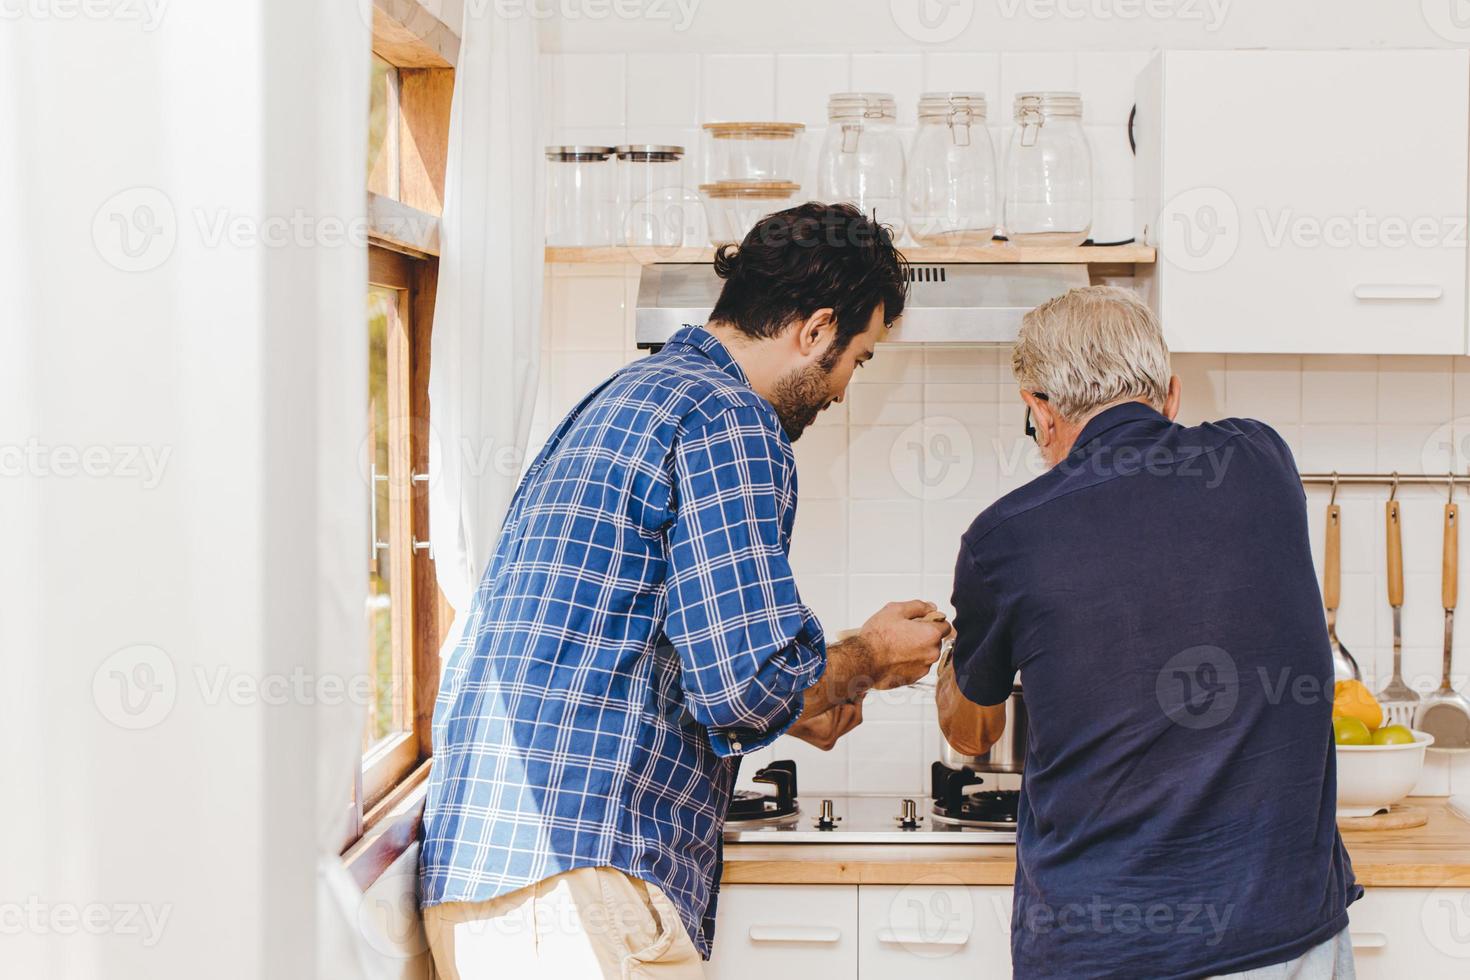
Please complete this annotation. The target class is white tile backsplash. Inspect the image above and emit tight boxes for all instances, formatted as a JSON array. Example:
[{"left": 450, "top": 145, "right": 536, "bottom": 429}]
[
  {"left": 923, "top": 52, "right": 1001, "bottom": 102},
  {"left": 999, "top": 52, "right": 1078, "bottom": 118},
  {"left": 626, "top": 52, "right": 701, "bottom": 127},
  {"left": 776, "top": 54, "right": 851, "bottom": 129},
  {"left": 850, "top": 53, "right": 925, "bottom": 125},
  {"left": 701, "top": 54, "right": 776, "bottom": 122}
]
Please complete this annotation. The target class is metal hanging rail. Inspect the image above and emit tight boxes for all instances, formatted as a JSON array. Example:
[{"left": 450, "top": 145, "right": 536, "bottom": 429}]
[{"left": 1298, "top": 472, "right": 1465, "bottom": 504}]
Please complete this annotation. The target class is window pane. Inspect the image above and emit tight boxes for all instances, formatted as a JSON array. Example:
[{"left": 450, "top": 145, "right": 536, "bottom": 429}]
[
  {"left": 366, "top": 285, "right": 410, "bottom": 747},
  {"left": 367, "top": 56, "right": 400, "bottom": 200}
]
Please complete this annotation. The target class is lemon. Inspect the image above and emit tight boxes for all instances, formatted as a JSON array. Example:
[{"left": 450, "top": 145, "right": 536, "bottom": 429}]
[
  {"left": 1332, "top": 679, "right": 1383, "bottom": 731},
  {"left": 1371, "top": 724, "right": 1414, "bottom": 745},
  {"left": 1333, "top": 716, "right": 1373, "bottom": 745}
]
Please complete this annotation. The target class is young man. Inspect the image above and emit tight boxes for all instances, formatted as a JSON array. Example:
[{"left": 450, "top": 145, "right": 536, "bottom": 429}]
[
  {"left": 938, "top": 286, "right": 1359, "bottom": 979},
  {"left": 420, "top": 203, "right": 952, "bottom": 977}
]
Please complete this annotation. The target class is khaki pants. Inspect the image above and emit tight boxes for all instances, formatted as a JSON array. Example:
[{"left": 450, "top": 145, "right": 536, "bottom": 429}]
[{"left": 423, "top": 867, "right": 705, "bottom": 979}]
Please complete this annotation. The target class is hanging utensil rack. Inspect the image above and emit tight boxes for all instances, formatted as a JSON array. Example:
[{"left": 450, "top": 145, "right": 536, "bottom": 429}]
[{"left": 1300, "top": 472, "right": 1465, "bottom": 490}]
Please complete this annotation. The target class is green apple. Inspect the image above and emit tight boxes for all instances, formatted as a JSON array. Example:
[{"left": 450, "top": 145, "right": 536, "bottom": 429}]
[
  {"left": 1371, "top": 724, "right": 1414, "bottom": 745},
  {"left": 1333, "top": 716, "right": 1373, "bottom": 746}
]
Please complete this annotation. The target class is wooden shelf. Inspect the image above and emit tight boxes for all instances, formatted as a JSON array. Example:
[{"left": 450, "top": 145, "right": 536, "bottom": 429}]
[{"left": 546, "top": 244, "right": 1155, "bottom": 266}]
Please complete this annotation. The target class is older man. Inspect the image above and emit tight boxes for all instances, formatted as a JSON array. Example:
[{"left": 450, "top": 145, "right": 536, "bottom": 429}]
[{"left": 938, "top": 286, "right": 1360, "bottom": 979}]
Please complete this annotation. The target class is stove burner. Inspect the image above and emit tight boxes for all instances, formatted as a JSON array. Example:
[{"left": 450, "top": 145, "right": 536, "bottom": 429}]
[
  {"left": 930, "top": 761, "right": 1020, "bottom": 829},
  {"left": 726, "top": 760, "right": 799, "bottom": 824}
]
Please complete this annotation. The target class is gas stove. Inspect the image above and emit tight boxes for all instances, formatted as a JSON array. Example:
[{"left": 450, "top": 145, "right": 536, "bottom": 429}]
[{"left": 722, "top": 761, "right": 1019, "bottom": 844}]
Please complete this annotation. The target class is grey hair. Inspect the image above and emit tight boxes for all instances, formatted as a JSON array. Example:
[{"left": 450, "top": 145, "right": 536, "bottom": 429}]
[{"left": 1011, "top": 285, "right": 1171, "bottom": 422}]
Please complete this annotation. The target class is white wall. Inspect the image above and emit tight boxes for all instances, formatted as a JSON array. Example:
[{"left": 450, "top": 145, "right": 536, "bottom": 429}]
[{"left": 536, "top": 0, "right": 1470, "bottom": 799}]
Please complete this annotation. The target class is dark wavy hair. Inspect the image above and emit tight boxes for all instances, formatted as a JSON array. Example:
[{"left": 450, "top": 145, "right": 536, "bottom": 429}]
[{"left": 709, "top": 202, "right": 909, "bottom": 359}]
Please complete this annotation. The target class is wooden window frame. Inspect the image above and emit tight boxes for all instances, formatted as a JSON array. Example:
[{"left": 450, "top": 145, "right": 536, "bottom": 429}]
[{"left": 345, "top": 0, "right": 459, "bottom": 870}]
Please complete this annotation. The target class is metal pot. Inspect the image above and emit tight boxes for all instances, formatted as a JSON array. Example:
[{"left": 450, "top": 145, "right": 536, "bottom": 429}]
[{"left": 940, "top": 684, "right": 1027, "bottom": 773}]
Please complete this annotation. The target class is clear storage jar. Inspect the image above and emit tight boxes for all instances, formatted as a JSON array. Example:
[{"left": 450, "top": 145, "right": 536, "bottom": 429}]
[
  {"left": 1003, "top": 92, "right": 1092, "bottom": 247},
  {"left": 702, "top": 122, "right": 804, "bottom": 182},
  {"left": 545, "top": 145, "right": 615, "bottom": 246},
  {"left": 615, "top": 144, "right": 687, "bottom": 247},
  {"left": 816, "top": 93, "right": 906, "bottom": 237},
  {"left": 699, "top": 180, "right": 801, "bottom": 245},
  {"left": 905, "top": 92, "right": 998, "bottom": 246}
]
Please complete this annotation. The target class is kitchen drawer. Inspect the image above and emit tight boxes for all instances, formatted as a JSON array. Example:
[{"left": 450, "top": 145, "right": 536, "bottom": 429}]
[
  {"left": 1347, "top": 887, "right": 1470, "bottom": 978},
  {"left": 707, "top": 885, "right": 858, "bottom": 979},
  {"left": 857, "top": 882, "right": 1013, "bottom": 979}
]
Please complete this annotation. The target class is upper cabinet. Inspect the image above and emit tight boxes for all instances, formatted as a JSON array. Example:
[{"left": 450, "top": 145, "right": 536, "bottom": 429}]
[{"left": 1134, "top": 51, "right": 1470, "bottom": 355}]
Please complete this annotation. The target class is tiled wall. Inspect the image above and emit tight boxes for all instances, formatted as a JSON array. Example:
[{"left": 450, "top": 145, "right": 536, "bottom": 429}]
[
  {"left": 541, "top": 49, "right": 1147, "bottom": 245},
  {"left": 536, "top": 263, "right": 1470, "bottom": 797},
  {"left": 536, "top": 46, "right": 1470, "bottom": 798}
]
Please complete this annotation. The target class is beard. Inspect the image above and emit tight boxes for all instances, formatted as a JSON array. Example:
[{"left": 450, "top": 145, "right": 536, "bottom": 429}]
[{"left": 769, "top": 359, "right": 835, "bottom": 442}]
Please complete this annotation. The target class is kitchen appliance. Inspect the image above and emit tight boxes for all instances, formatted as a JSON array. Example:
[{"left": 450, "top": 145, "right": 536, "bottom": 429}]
[
  {"left": 939, "top": 684, "right": 1027, "bottom": 773},
  {"left": 545, "top": 145, "right": 616, "bottom": 246},
  {"left": 702, "top": 122, "right": 804, "bottom": 182},
  {"left": 615, "top": 144, "right": 687, "bottom": 248},
  {"left": 724, "top": 761, "right": 1017, "bottom": 844},
  {"left": 634, "top": 261, "right": 1088, "bottom": 349},
  {"left": 1417, "top": 492, "right": 1470, "bottom": 750},
  {"left": 816, "top": 92, "right": 907, "bottom": 237},
  {"left": 1323, "top": 492, "right": 1361, "bottom": 682},
  {"left": 906, "top": 92, "right": 998, "bottom": 246},
  {"left": 699, "top": 180, "right": 801, "bottom": 246},
  {"left": 1379, "top": 489, "right": 1420, "bottom": 726},
  {"left": 1004, "top": 92, "right": 1092, "bottom": 247}
]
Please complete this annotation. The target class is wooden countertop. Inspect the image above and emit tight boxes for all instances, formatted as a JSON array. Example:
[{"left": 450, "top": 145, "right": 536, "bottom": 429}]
[{"left": 722, "top": 798, "right": 1470, "bottom": 888}]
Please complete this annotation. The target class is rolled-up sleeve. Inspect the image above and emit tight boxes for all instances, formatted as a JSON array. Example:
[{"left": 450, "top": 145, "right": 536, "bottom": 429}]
[
  {"left": 663, "top": 405, "right": 826, "bottom": 756},
  {"left": 951, "top": 541, "right": 1016, "bottom": 707}
]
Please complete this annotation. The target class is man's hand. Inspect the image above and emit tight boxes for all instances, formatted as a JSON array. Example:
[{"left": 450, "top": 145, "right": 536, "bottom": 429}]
[
  {"left": 860, "top": 600, "right": 953, "bottom": 690},
  {"left": 787, "top": 700, "right": 864, "bottom": 751}
]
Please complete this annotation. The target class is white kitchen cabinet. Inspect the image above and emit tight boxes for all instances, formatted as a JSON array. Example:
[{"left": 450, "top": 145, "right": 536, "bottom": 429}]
[
  {"left": 707, "top": 885, "right": 859, "bottom": 979},
  {"left": 1347, "top": 887, "right": 1470, "bottom": 978},
  {"left": 856, "top": 883, "right": 1013, "bottom": 979},
  {"left": 1134, "top": 51, "right": 1470, "bottom": 355}
]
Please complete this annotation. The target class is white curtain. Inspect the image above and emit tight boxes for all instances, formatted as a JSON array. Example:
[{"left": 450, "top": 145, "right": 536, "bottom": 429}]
[
  {"left": 1, "top": 2, "right": 369, "bottom": 977},
  {"left": 429, "top": 13, "right": 545, "bottom": 625}
]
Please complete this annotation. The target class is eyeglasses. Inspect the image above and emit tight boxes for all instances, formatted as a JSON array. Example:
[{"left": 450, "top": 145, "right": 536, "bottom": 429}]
[{"left": 1023, "top": 393, "right": 1050, "bottom": 441}]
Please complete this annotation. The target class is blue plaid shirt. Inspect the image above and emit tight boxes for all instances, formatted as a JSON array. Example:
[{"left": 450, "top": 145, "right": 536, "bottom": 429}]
[{"left": 419, "top": 326, "right": 826, "bottom": 955}]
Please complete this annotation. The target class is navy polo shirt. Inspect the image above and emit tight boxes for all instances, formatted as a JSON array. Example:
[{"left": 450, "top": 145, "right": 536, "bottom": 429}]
[{"left": 951, "top": 402, "right": 1360, "bottom": 980}]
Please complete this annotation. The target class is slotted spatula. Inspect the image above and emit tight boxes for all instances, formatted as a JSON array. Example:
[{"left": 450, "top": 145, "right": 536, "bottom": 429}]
[
  {"left": 1416, "top": 493, "right": 1470, "bottom": 749},
  {"left": 1379, "top": 492, "right": 1420, "bottom": 727}
]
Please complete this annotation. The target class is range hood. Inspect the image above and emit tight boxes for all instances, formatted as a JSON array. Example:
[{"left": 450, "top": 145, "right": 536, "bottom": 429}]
[{"left": 634, "top": 262, "right": 1089, "bottom": 348}]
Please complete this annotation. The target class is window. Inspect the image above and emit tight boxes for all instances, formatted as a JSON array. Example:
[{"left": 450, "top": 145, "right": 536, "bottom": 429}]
[{"left": 346, "top": 3, "right": 456, "bottom": 850}]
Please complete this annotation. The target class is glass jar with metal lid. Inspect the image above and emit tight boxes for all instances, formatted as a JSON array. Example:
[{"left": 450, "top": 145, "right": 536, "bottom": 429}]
[
  {"left": 1003, "top": 92, "right": 1092, "bottom": 247},
  {"left": 614, "top": 144, "right": 688, "bottom": 248},
  {"left": 545, "top": 145, "right": 615, "bottom": 246},
  {"left": 701, "top": 122, "right": 804, "bottom": 182},
  {"left": 905, "top": 92, "right": 998, "bottom": 246},
  {"left": 816, "top": 92, "right": 906, "bottom": 237}
]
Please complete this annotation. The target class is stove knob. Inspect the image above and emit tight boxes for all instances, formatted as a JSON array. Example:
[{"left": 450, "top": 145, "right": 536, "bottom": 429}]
[
  {"left": 816, "top": 799, "right": 839, "bottom": 830},
  {"left": 897, "top": 798, "right": 920, "bottom": 830}
]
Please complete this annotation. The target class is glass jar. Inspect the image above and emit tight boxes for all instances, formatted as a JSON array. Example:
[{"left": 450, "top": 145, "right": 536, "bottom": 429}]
[
  {"left": 615, "top": 144, "right": 687, "bottom": 247},
  {"left": 906, "top": 92, "right": 998, "bottom": 246},
  {"left": 816, "top": 93, "right": 906, "bottom": 238},
  {"left": 699, "top": 180, "right": 801, "bottom": 245},
  {"left": 702, "top": 122, "right": 804, "bottom": 182},
  {"left": 1004, "top": 92, "right": 1092, "bottom": 247},
  {"left": 545, "top": 145, "right": 615, "bottom": 246}
]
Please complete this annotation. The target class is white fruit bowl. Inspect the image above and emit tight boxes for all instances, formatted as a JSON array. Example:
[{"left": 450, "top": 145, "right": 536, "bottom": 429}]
[{"left": 1335, "top": 730, "right": 1434, "bottom": 818}]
